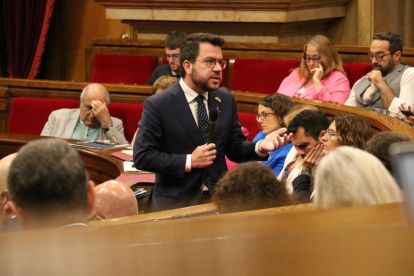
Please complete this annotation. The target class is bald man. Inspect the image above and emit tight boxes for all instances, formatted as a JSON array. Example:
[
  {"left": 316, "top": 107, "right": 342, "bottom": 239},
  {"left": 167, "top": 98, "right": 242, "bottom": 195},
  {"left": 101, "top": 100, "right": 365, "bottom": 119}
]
[
  {"left": 92, "top": 180, "right": 138, "bottom": 221},
  {"left": 41, "top": 83, "right": 128, "bottom": 144},
  {"left": 0, "top": 154, "right": 17, "bottom": 229}
]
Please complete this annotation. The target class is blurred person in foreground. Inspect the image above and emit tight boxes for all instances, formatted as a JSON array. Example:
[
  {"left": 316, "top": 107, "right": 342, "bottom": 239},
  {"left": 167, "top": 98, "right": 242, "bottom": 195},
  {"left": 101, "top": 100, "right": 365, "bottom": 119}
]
[
  {"left": 0, "top": 153, "right": 19, "bottom": 231},
  {"left": 313, "top": 146, "right": 402, "bottom": 210},
  {"left": 364, "top": 131, "right": 411, "bottom": 175},
  {"left": 7, "top": 139, "right": 95, "bottom": 229},
  {"left": 91, "top": 180, "right": 138, "bottom": 221},
  {"left": 212, "top": 163, "right": 297, "bottom": 214}
]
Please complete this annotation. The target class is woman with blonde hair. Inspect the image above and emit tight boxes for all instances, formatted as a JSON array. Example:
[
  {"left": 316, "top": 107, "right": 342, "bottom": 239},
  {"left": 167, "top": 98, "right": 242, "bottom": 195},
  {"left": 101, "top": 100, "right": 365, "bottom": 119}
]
[
  {"left": 277, "top": 35, "right": 350, "bottom": 104},
  {"left": 313, "top": 146, "right": 402, "bottom": 210}
]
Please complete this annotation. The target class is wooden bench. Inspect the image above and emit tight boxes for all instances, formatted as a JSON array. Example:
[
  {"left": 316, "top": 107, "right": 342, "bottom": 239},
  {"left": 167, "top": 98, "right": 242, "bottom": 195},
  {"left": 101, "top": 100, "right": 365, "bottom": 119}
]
[
  {"left": 1, "top": 78, "right": 413, "bottom": 140},
  {"left": 86, "top": 39, "right": 414, "bottom": 89}
]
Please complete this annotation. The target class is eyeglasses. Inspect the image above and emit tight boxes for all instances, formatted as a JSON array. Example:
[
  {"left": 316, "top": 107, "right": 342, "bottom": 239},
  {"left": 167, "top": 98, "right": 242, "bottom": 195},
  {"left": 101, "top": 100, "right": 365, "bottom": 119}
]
[
  {"left": 303, "top": 56, "right": 322, "bottom": 63},
  {"left": 82, "top": 104, "right": 93, "bottom": 113},
  {"left": 164, "top": 54, "right": 180, "bottom": 61},
  {"left": 326, "top": 129, "right": 337, "bottom": 140},
  {"left": 190, "top": 59, "right": 227, "bottom": 69},
  {"left": 367, "top": 52, "right": 392, "bottom": 62},
  {"left": 256, "top": 112, "right": 274, "bottom": 121}
]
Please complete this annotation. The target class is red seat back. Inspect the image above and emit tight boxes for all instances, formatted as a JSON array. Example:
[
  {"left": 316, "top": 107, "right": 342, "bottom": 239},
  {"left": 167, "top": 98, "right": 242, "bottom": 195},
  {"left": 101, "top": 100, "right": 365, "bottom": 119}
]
[
  {"left": 237, "top": 112, "right": 259, "bottom": 141},
  {"left": 8, "top": 97, "right": 79, "bottom": 135},
  {"left": 107, "top": 102, "right": 143, "bottom": 142},
  {"left": 342, "top": 63, "right": 371, "bottom": 87},
  {"left": 92, "top": 55, "right": 158, "bottom": 85},
  {"left": 230, "top": 59, "right": 300, "bottom": 94}
]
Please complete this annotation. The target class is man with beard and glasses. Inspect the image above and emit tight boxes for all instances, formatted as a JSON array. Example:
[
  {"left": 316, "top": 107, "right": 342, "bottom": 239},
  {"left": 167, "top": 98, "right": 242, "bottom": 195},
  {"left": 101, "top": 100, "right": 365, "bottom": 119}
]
[
  {"left": 134, "top": 33, "right": 291, "bottom": 212},
  {"left": 345, "top": 32, "right": 414, "bottom": 116}
]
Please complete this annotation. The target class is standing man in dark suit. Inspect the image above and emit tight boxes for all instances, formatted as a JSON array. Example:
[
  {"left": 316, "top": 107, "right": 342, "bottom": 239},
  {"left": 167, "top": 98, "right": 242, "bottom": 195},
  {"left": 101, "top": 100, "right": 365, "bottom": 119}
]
[{"left": 134, "top": 33, "right": 290, "bottom": 212}]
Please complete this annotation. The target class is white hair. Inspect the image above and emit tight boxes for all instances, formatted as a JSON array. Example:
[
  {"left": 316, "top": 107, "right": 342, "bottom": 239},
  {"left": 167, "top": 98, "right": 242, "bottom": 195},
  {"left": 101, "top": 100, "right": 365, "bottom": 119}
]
[
  {"left": 80, "top": 84, "right": 110, "bottom": 106},
  {"left": 313, "top": 146, "right": 403, "bottom": 210}
]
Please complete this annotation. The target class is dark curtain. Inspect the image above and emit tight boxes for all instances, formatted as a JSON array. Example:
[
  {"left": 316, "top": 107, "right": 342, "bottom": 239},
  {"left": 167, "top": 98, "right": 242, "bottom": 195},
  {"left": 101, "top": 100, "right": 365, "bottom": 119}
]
[{"left": 3, "top": 0, "right": 56, "bottom": 79}]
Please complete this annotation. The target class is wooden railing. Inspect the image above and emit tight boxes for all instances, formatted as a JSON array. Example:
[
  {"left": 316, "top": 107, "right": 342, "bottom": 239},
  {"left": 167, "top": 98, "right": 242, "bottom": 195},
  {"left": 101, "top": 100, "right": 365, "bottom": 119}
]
[{"left": 1, "top": 77, "right": 413, "bottom": 139}]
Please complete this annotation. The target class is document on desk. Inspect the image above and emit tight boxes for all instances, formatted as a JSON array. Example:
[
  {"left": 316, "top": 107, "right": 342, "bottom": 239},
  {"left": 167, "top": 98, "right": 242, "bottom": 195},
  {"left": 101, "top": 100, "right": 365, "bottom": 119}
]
[
  {"left": 123, "top": 161, "right": 140, "bottom": 172},
  {"left": 115, "top": 173, "right": 156, "bottom": 186}
]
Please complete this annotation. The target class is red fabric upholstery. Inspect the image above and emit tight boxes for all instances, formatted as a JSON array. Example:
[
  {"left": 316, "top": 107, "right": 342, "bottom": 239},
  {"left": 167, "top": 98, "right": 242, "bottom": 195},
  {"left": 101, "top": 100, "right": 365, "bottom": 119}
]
[
  {"left": 92, "top": 55, "right": 158, "bottom": 85},
  {"left": 8, "top": 97, "right": 79, "bottom": 135},
  {"left": 342, "top": 63, "right": 372, "bottom": 87},
  {"left": 230, "top": 59, "right": 300, "bottom": 94},
  {"left": 107, "top": 102, "right": 143, "bottom": 142},
  {"left": 238, "top": 112, "right": 259, "bottom": 141},
  {"left": 8, "top": 97, "right": 143, "bottom": 142}
]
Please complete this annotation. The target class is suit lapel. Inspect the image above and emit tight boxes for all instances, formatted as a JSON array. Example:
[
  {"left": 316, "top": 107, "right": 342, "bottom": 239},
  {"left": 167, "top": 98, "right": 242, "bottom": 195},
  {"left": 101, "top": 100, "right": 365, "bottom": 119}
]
[
  {"left": 63, "top": 109, "right": 80, "bottom": 138},
  {"left": 169, "top": 86, "right": 205, "bottom": 146}
]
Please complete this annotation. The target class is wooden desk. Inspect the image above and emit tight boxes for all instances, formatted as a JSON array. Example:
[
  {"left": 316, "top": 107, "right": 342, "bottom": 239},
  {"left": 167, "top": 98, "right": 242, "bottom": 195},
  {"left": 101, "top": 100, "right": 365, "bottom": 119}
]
[
  {"left": 0, "top": 133, "right": 133, "bottom": 184},
  {"left": 0, "top": 203, "right": 413, "bottom": 275}
]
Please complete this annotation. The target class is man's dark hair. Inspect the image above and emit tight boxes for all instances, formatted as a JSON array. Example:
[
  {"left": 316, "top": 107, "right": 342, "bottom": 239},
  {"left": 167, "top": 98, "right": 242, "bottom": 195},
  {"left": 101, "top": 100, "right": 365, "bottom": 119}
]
[
  {"left": 259, "top": 94, "right": 294, "bottom": 127},
  {"left": 164, "top": 31, "right": 187, "bottom": 49},
  {"left": 287, "top": 110, "right": 330, "bottom": 141},
  {"left": 212, "top": 163, "right": 296, "bottom": 214},
  {"left": 8, "top": 139, "right": 89, "bottom": 216},
  {"left": 364, "top": 132, "right": 411, "bottom": 174},
  {"left": 373, "top": 32, "right": 403, "bottom": 55},
  {"left": 179, "top": 32, "right": 225, "bottom": 77}
]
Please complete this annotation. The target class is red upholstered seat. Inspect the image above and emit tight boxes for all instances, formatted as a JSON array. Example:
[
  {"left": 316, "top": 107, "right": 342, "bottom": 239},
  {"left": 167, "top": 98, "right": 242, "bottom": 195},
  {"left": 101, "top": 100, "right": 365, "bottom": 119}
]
[
  {"left": 8, "top": 97, "right": 79, "bottom": 135},
  {"left": 230, "top": 59, "right": 301, "bottom": 94},
  {"left": 342, "top": 63, "right": 372, "bottom": 87},
  {"left": 107, "top": 102, "right": 143, "bottom": 142},
  {"left": 92, "top": 55, "right": 159, "bottom": 85},
  {"left": 238, "top": 112, "right": 259, "bottom": 141},
  {"left": 8, "top": 97, "right": 143, "bottom": 142}
]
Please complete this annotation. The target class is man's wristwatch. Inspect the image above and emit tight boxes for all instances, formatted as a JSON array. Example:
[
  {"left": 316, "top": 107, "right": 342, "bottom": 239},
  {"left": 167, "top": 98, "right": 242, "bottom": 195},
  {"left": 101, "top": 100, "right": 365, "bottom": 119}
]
[
  {"left": 298, "top": 170, "right": 312, "bottom": 177},
  {"left": 103, "top": 124, "right": 113, "bottom": 133}
]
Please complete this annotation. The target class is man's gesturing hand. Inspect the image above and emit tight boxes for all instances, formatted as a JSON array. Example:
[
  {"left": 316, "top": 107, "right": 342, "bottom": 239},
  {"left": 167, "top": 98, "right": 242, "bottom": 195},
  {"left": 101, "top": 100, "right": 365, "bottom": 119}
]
[
  {"left": 259, "top": 127, "right": 292, "bottom": 153},
  {"left": 91, "top": 100, "right": 112, "bottom": 128},
  {"left": 191, "top": 143, "right": 216, "bottom": 169}
]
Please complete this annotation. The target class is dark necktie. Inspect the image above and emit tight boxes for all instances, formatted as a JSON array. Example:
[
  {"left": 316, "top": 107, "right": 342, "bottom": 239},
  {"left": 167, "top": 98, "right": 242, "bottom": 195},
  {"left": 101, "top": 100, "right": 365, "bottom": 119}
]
[{"left": 195, "top": 95, "right": 213, "bottom": 195}]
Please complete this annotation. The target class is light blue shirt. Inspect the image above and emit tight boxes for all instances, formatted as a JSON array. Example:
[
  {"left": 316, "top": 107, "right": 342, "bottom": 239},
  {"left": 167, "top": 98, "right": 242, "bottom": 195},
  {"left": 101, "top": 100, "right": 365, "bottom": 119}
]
[{"left": 71, "top": 118, "right": 100, "bottom": 141}]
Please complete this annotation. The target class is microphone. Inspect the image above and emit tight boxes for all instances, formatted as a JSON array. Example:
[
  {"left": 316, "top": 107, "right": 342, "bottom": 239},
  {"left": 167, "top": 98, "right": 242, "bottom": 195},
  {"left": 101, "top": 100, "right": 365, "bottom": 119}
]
[{"left": 207, "top": 108, "right": 218, "bottom": 144}]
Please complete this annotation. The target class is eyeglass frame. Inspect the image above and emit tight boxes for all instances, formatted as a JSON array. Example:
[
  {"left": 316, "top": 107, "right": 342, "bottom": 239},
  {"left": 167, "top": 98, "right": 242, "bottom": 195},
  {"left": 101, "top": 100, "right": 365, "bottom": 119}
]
[
  {"left": 303, "top": 55, "right": 322, "bottom": 63},
  {"left": 256, "top": 112, "right": 275, "bottom": 121},
  {"left": 326, "top": 128, "right": 337, "bottom": 140},
  {"left": 367, "top": 52, "right": 393, "bottom": 62},
  {"left": 164, "top": 54, "right": 180, "bottom": 61},
  {"left": 189, "top": 58, "right": 227, "bottom": 69}
]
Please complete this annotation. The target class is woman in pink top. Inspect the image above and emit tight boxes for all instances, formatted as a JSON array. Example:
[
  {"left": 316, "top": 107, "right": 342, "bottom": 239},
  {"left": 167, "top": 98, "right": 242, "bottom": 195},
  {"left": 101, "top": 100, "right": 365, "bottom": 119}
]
[{"left": 277, "top": 35, "right": 350, "bottom": 104}]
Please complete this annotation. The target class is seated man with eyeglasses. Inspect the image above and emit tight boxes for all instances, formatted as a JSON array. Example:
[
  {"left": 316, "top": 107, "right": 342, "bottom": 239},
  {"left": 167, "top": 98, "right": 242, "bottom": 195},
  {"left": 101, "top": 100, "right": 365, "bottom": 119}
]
[
  {"left": 146, "top": 31, "right": 188, "bottom": 85},
  {"left": 345, "top": 32, "right": 414, "bottom": 116},
  {"left": 41, "top": 83, "right": 128, "bottom": 144},
  {"left": 277, "top": 110, "right": 330, "bottom": 194}
]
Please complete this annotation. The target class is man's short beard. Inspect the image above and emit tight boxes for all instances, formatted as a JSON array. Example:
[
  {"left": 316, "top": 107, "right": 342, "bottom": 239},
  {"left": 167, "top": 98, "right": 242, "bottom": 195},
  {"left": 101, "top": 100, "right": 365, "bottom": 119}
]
[
  {"left": 372, "top": 56, "right": 395, "bottom": 77},
  {"left": 191, "top": 67, "right": 221, "bottom": 92}
]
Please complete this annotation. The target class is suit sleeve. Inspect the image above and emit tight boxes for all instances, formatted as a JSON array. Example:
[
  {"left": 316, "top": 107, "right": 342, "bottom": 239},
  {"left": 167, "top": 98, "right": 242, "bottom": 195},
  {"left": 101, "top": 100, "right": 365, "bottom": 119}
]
[
  {"left": 40, "top": 111, "right": 57, "bottom": 136},
  {"left": 104, "top": 117, "right": 128, "bottom": 144},
  {"left": 133, "top": 97, "right": 187, "bottom": 177},
  {"left": 315, "top": 72, "right": 351, "bottom": 104},
  {"left": 225, "top": 93, "right": 263, "bottom": 163}
]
